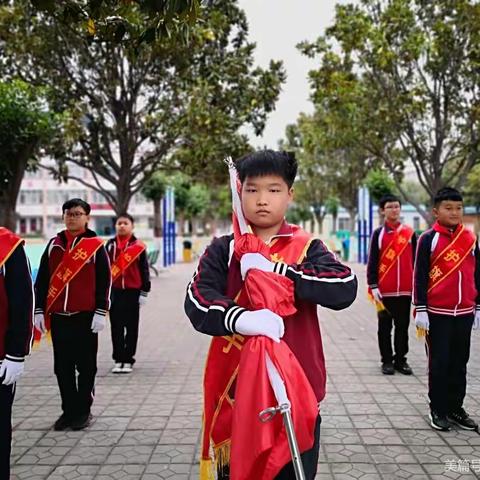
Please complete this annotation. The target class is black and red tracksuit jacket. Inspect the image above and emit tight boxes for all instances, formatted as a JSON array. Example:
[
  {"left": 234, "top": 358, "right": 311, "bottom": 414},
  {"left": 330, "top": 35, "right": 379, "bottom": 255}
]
[
  {"left": 34, "top": 229, "right": 111, "bottom": 317},
  {"left": 0, "top": 241, "right": 34, "bottom": 365},
  {"left": 184, "top": 223, "right": 358, "bottom": 402},
  {"left": 413, "top": 222, "right": 480, "bottom": 316},
  {"left": 105, "top": 235, "right": 151, "bottom": 298},
  {"left": 367, "top": 222, "right": 417, "bottom": 297}
]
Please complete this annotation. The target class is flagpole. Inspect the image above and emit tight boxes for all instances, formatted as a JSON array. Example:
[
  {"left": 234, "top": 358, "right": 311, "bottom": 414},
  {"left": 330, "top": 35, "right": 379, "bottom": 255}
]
[{"left": 259, "top": 352, "right": 307, "bottom": 480}]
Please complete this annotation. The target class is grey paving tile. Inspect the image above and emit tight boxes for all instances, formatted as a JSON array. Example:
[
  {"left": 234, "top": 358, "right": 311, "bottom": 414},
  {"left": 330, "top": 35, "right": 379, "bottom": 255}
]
[
  {"left": 11, "top": 263, "right": 480, "bottom": 478},
  {"left": 105, "top": 445, "right": 155, "bottom": 464},
  {"left": 366, "top": 445, "right": 416, "bottom": 464},
  {"left": 150, "top": 444, "right": 196, "bottom": 464},
  {"left": 324, "top": 444, "right": 371, "bottom": 463},
  {"left": 60, "top": 446, "right": 112, "bottom": 465},
  {"left": 357, "top": 429, "right": 403, "bottom": 445},
  {"left": 11, "top": 465, "right": 55, "bottom": 479},
  {"left": 16, "top": 445, "right": 71, "bottom": 465},
  {"left": 142, "top": 463, "right": 191, "bottom": 479},
  {"left": 46, "top": 465, "right": 100, "bottom": 479},
  {"left": 96, "top": 464, "right": 145, "bottom": 479}
]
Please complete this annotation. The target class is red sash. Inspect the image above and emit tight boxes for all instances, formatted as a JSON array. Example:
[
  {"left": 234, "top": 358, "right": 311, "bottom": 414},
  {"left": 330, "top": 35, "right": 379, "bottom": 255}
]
[
  {"left": 378, "top": 225, "right": 414, "bottom": 283},
  {"left": 0, "top": 228, "right": 23, "bottom": 269},
  {"left": 200, "top": 230, "right": 312, "bottom": 478},
  {"left": 45, "top": 237, "right": 104, "bottom": 315},
  {"left": 111, "top": 241, "right": 146, "bottom": 282},
  {"left": 428, "top": 225, "right": 476, "bottom": 293}
]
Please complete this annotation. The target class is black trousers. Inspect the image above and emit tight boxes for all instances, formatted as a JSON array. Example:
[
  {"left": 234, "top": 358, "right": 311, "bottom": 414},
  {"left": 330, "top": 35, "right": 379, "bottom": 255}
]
[
  {"left": 110, "top": 289, "right": 140, "bottom": 364},
  {"left": 426, "top": 313, "right": 474, "bottom": 416},
  {"left": 51, "top": 312, "right": 98, "bottom": 419},
  {"left": 378, "top": 296, "right": 411, "bottom": 365},
  {"left": 217, "top": 415, "right": 321, "bottom": 480},
  {"left": 0, "top": 380, "right": 15, "bottom": 480}
]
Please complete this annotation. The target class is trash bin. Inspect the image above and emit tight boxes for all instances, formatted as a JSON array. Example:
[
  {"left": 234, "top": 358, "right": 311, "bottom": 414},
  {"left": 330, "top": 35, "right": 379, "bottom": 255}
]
[
  {"left": 341, "top": 237, "right": 350, "bottom": 261},
  {"left": 183, "top": 239, "right": 193, "bottom": 262}
]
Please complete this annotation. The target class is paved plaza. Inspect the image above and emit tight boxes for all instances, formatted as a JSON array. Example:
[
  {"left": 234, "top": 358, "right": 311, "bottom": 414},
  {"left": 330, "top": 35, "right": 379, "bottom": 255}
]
[{"left": 10, "top": 262, "right": 480, "bottom": 479}]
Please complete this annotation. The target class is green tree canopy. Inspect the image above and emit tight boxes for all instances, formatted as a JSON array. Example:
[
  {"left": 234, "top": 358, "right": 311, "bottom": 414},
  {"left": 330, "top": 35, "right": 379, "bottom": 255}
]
[
  {"left": 364, "top": 169, "right": 396, "bottom": 204},
  {"left": 0, "top": 0, "right": 284, "bottom": 214},
  {"left": 299, "top": 0, "right": 480, "bottom": 222},
  {"left": 29, "top": 0, "right": 200, "bottom": 44},
  {"left": 0, "top": 80, "right": 57, "bottom": 229}
]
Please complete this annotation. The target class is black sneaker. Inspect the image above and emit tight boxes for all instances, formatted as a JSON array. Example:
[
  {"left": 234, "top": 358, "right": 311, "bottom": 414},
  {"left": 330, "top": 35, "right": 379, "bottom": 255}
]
[
  {"left": 381, "top": 362, "right": 395, "bottom": 375},
  {"left": 70, "top": 413, "right": 93, "bottom": 431},
  {"left": 53, "top": 414, "right": 72, "bottom": 431},
  {"left": 429, "top": 411, "right": 451, "bottom": 431},
  {"left": 447, "top": 408, "right": 478, "bottom": 431},
  {"left": 394, "top": 362, "right": 413, "bottom": 375}
]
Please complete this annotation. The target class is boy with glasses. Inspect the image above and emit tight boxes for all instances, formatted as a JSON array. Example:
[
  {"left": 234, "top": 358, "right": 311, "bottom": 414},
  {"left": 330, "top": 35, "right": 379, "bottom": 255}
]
[
  {"left": 34, "top": 198, "right": 111, "bottom": 430},
  {"left": 367, "top": 194, "right": 417, "bottom": 375}
]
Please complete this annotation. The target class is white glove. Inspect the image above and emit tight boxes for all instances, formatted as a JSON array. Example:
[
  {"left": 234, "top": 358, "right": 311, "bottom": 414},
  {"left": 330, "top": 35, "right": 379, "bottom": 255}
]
[
  {"left": 240, "top": 253, "right": 275, "bottom": 280},
  {"left": 371, "top": 288, "right": 382, "bottom": 303},
  {"left": 415, "top": 311, "right": 430, "bottom": 330},
  {"left": 0, "top": 359, "right": 25, "bottom": 385},
  {"left": 34, "top": 313, "right": 46, "bottom": 334},
  {"left": 235, "top": 309, "right": 284, "bottom": 343},
  {"left": 473, "top": 310, "right": 480, "bottom": 330},
  {"left": 91, "top": 313, "right": 106, "bottom": 333},
  {"left": 139, "top": 294, "right": 148, "bottom": 307}
]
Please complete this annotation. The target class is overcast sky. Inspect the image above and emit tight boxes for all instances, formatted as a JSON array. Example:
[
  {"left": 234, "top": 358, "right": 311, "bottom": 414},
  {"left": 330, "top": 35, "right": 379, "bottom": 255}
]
[{"left": 237, "top": 0, "right": 351, "bottom": 148}]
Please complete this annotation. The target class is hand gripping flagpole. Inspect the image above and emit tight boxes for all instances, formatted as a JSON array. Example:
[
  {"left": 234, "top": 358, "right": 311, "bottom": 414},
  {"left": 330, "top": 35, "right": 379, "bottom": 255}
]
[{"left": 226, "top": 157, "right": 306, "bottom": 480}]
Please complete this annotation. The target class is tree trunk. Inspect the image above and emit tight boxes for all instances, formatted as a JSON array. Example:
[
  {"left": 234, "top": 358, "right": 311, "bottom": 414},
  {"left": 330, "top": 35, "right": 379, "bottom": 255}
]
[
  {"left": 347, "top": 208, "right": 357, "bottom": 233},
  {"left": 0, "top": 142, "right": 37, "bottom": 231},
  {"left": 153, "top": 198, "right": 162, "bottom": 237},
  {"left": 177, "top": 213, "right": 185, "bottom": 236},
  {"left": 332, "top": 213, "right": 338, "bottom": 234},
  {"left": 0, "top": 202, "right": 18, "bottom": 232},
  {"left": 313, "top": 212, "right": 324, "bottom": 235}
]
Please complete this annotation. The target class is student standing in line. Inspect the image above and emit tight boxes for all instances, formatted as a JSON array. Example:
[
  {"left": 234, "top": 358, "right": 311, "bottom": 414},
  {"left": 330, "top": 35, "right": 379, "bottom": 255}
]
[
  {"left": 413, "top": 187, "right": 479, "bottom": 431},
  {"left": 367, "top": 194, "right": 417, "bottom": 375},
  {"left": 0, "top": 227, "right": 34, "bottom": 479},
  {"left": 106, "top": 214, "right": 150, "bottom": 374},
  {"left": 34, "top": 198, "right": 111, "bottom": 431}
]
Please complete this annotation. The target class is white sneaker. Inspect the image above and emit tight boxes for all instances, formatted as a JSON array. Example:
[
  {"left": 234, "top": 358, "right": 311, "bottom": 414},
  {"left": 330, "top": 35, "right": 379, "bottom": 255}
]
[
  {"left": 122, "top": 363, "right": 133, "bottom": 373},
  {"left": 112, "top": 363, "right": 123, "bottom": 374}
]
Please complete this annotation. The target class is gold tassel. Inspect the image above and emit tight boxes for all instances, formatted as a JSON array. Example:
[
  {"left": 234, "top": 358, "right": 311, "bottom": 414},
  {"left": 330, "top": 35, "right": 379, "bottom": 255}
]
[
  {"left": 416, "top": 327, "right": 426, "bottom": 339},
  {"left": 375, "top": 301, "right": 386, "bottom": 312},
  {"left": 214, "top": 441, "right": 231, "bottom": 473},
  {"left": 199, "top": 458, "right": 215, "bottom": 480}
]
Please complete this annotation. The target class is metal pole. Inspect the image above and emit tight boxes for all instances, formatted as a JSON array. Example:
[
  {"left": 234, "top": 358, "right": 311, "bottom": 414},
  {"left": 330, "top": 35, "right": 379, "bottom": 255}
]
[
  {"left": 281, "top": 406, "right": 306, "bottom": 480},
  {"left": 259, "top": 404, "right": 306, "bottom": 480}
]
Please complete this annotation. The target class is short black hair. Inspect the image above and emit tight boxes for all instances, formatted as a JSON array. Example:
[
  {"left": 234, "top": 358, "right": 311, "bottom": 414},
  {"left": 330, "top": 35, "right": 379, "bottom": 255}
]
[
  {"left": 434, "top": 187, "right": 463, "bottom": 207},
  {"left": 62, "top": 198, "right": 91, "bottom": 215},
  {"left": 379, "top": 194, "right": 401, "bottom": 209},
  {"left": 235, "top": 150, "right": 297, "bottom": 189},
  {"left": 115, "top": 213, "right": 134, "bottom": 224}
]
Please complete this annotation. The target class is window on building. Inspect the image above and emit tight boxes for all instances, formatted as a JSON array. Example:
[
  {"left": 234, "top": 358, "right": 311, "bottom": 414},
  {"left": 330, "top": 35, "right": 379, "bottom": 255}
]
[
  {"left": 338, "top": 218, "right": 350, "bottom": 231},
  {"left": 18, "top": 191, "right": 43, "bottom": 205},
  {"left": 413, "top": 216, "right": 420, "bottom": 230}
]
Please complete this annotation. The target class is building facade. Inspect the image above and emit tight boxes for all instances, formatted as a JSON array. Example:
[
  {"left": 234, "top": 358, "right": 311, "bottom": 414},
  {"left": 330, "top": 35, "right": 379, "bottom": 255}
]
[{"left": 16, "top": 164, "right": 154, "bottom": 239}]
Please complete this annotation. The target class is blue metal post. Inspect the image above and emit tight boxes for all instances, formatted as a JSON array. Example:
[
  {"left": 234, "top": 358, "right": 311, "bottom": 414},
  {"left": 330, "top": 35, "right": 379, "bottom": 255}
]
[{"left": 163, "top": 195, "right": 167, "bottom": 268}]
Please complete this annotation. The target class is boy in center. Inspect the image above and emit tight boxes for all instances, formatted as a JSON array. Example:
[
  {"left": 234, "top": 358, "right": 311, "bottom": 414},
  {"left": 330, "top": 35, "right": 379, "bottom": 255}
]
[{"left": 185, "top": 150, "right": 357, "bottom": 479}]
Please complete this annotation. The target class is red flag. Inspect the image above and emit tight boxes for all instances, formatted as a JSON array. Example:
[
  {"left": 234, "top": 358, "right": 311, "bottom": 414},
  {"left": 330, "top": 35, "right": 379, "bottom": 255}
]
[{"left": 230, "top": 337, "right": 318, "bottom": 480}]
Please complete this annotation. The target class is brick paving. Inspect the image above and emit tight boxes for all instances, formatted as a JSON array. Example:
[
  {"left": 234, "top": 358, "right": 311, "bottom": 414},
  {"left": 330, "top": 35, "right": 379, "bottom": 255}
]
[{"left": 10, "top": 262, "right": 480, "bottom": 479}]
